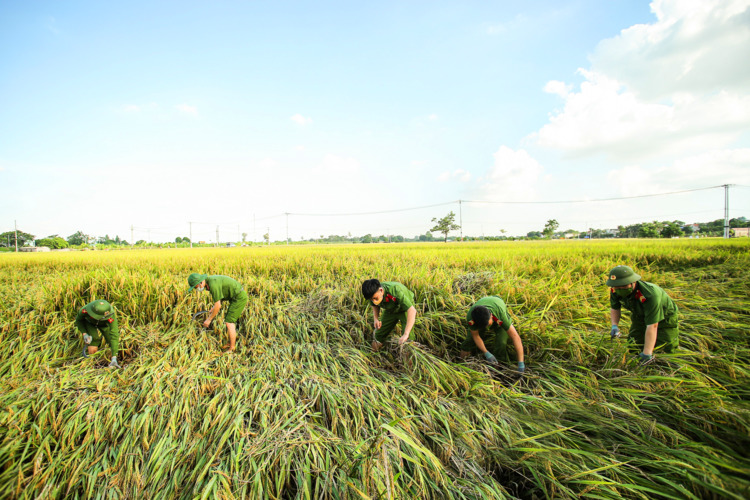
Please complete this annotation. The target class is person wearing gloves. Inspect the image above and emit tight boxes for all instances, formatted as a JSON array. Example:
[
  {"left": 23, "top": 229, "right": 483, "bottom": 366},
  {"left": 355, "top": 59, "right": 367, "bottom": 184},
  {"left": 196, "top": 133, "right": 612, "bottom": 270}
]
[
  {"left": 607, "top": 265, "right": 679, "bottom": 364},
  {"left": 187, "top": 273, "right": 248, "bottom": 352},
  {"left": 460, "top": 296, "right": 525, "bottom": 373},
  {"left": 75, "top": 299, "right": 121, "bottom": 368},
  {"left": 361, "top": 279, "right": 417, "bottom": 352}
]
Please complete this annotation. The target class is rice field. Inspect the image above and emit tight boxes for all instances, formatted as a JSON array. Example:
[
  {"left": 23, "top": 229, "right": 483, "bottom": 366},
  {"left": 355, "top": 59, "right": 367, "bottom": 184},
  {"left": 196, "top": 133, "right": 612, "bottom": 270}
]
[{"left": 1, "top": 239, "right": 748, "bottom": 499}]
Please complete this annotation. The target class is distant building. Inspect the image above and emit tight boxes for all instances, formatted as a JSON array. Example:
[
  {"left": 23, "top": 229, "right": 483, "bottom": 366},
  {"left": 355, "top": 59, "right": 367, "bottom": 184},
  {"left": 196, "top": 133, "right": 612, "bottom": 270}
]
[
  {"left": 20, "top": 246, "right": 50, "bottom": 252},
  {"left": 734, "top": 228, "right": 749, "bottom": 237}
]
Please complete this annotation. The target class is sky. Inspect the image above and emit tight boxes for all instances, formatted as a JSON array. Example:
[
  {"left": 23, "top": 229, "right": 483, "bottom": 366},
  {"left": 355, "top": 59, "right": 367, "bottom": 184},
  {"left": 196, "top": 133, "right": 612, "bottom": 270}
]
[{"left": 1, "top": 0, "right": 749, "bottom": 242}]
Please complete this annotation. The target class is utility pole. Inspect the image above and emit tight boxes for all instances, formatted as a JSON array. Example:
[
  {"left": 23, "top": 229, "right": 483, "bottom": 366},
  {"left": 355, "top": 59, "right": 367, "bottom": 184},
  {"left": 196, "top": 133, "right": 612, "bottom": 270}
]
[
  {"left": 458, "top": 200, "right": 463, "bottom": 242},
  {"left": 285, "top": 213, "right": 289, "bottom": 245},
  {"left": 237, "top": 224, "right": 240, "bottom": 244},
  {"left": 14, "top": 220, "right": 18, "bottom": 252},
  {"left": 131, "top": 225, "right": 134, "bottom": 248},
  {"left": 189, "top": 222, "right": 193, "bottom": 248},
  {"left": 723, "top": 184, "right": 730, "bottom": 238},
  {"left": 216, "top": 226, "right": 219, "bottom": 247},
  {"left": 148, "top": 229, "right": 151, "bottom": 244},
  {"left": 267, "top": 227, "right": 270, "bottom": 246},
  {"left": 253, "top": 213, "right": 256, "bottom": 244}
]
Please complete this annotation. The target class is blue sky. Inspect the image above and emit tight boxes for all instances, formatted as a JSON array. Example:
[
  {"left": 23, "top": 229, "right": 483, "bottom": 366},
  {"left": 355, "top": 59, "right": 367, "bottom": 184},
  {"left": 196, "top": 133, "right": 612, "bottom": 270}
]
[{"left": 2, "top": 0, "right": 749, "bottom": 242}]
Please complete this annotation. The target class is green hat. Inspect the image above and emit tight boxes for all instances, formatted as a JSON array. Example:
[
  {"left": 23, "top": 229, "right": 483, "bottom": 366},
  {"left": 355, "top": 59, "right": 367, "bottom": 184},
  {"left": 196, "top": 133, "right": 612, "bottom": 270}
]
[
  {"left": 606, "top": 265, "right": 641, "bottom": 287},
  {"left": 82, "top": 300, "right": 113, "bottom": 321},
  {"left": 187, "top": 273, "right": 208, "bottom": 293}
]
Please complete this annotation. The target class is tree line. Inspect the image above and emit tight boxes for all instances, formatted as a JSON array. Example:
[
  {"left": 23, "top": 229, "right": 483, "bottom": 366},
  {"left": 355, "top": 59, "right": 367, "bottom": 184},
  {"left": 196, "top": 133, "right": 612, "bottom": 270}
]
[{"left": 1, "top": 215, "right": 747, "bottom": 250}]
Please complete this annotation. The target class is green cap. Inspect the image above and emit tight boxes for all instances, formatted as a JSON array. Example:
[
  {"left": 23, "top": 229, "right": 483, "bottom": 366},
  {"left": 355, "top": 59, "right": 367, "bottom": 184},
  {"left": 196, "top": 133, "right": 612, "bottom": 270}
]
[
  {"left": 82, "top": 300, "right": 113, "bottom": 321},
  {"left": 187, "top": 273, "right": 208, "bottom": 293},
  {"left": 606, "top": 265, "right": 641, "bottom": 287}
]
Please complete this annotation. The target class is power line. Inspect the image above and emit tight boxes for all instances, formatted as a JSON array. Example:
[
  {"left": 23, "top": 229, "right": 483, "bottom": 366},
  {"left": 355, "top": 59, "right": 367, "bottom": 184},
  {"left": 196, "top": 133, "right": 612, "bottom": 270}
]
[{"left": 462, "top": 185, "right": 724, "bottom": 205}]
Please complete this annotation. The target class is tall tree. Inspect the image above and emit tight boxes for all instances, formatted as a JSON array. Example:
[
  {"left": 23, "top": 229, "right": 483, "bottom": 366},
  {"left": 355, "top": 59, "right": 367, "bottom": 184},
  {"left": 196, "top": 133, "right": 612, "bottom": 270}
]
[
  {"left": 543, "top": 219, "right": 559, "bottom": 238},
  {"left": 430, "top": 212, "right": 460, "bottom": 243},
  {"left": 0, "top": 230, "right": 35, "bottom": 248}
]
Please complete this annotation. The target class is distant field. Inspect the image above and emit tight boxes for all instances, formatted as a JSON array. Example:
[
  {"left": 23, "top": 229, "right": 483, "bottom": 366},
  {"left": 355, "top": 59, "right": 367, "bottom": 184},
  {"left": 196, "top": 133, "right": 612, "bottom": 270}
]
[{"left": 1, "top": 240, "right": 748, "bottom": 499}]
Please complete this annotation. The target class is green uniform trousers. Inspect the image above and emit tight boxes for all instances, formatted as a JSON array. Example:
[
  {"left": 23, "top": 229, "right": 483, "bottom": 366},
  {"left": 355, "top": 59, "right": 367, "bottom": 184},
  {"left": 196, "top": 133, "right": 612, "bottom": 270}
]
[
  {"left": 224, "top": 291, "right": 249, "bottom": 324},
  {"left": 628, "top": 320, "right": 679, "bottom": 353},
  {"left": 374, "top": 310, "right": 415, "bottom": 344}
]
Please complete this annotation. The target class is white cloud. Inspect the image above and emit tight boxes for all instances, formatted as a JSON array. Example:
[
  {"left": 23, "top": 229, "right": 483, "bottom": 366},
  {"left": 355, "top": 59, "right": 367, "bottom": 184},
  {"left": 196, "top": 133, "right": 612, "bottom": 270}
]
[
  {"left": 176, "top": 104, "right": 198, "bottom": 115},
  {"left": 534, "top": 0, "right": 750, "bottom": 161},
  {"left": 411, "top": 160, "right": 427, "bottom": 167},
  {"left": 437, "top": 169, "right": 471, "bottom": 183},
  {"left": 123, "top": 104, "right": 141, "bottom": 113},
  {"left": 291, "top": 114, "right": 312, "bottom": 126},
  {"left": 543, "top": 80, "right": 572, "bottom": 98},
  {"left": 592, "top": 0, "right": 750, "bottom": 98},
  {"left": 428, "top": 114, "right": 439, "bottom": 121},
  {"left": 608, "top": 148, "right": 750, "bottom": 196},
  {"left": 479, "top": 146, "right": 543, "bottom": 199},
  {"left": 294, "top": 145, "right": 306, "bottom": 151}
]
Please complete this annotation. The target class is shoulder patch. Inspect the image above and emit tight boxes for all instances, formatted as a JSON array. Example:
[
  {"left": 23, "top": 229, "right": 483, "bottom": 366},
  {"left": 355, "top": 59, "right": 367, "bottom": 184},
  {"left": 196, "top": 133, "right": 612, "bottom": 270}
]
[
  {"left": 492, "top": 314, "right": 503, "bottom": 326},
  {"left": 609, "top": 287, "right": 615, "bottom": 294},
  {"left": 635, "top": 289, "right": 646, "bottom": 303}
]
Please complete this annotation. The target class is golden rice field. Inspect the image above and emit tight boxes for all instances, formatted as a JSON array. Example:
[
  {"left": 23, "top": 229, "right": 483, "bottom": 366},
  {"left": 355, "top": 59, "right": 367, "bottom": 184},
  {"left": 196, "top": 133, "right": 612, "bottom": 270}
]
[{"left": 1, "top": 239, "right": 749, "bottom": 499}]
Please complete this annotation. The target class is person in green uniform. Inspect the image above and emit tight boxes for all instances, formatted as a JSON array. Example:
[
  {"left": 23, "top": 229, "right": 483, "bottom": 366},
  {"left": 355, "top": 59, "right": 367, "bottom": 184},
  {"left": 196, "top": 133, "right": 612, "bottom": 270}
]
[
  {"left": 361, "top": 279, "right": 417, "bottom": 352},
  {"left": 460, "top": 296, "right": 526, "bottom": 373},
  {"left": 75, "top": 299, "right": 121, "bottom": 368},
  {"left": 187, "top": 273, "right": 249, "bottom": 352},
  {"left": 607, "top": 265, "right": 679, "bottom": 363}
]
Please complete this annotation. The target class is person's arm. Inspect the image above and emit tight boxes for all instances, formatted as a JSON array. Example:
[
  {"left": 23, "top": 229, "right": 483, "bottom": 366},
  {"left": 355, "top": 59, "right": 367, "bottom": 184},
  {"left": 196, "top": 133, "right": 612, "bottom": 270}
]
[
  {"left": 643, "top": 323, "right": 659, "bottom": 355},
  {"left": 108, "top": 317, "right": 120, "bottom": 357},
  {"left": 371, "top": 305, "right": 381, "bottom": 329},
  {"left": 471, "top": 330, "right": 489, "bottom": 353},
  {"left": 507, "top": 325, "right": 524, "bottom": 363},
  {"left": 204, "top": 301, "right": 222, "bottom": 327},
  {"left": 398, "top": 306, "right": 417, "bottom": 344},
  {"left": 610, "top": 308, "right": 621, "bottom": 326},
  {"left": 75, "top": 311, "right": 87, "bottom": 333}
]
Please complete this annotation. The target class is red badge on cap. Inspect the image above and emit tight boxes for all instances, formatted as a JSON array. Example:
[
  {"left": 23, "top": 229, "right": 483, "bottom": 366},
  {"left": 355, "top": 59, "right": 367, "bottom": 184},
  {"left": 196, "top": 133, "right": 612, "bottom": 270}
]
[
  {"left": 108, "top": 318, "right": 114, "bottom": 323},
  {"left": 468, "top": 320, "right": 475, "bottom": 326}
]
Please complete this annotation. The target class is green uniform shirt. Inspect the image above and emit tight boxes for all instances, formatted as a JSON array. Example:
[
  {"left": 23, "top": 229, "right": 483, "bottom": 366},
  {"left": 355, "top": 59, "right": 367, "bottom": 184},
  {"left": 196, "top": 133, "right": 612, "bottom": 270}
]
[
  {"left": 206, "top": 275, "right": 244, "bottom": 304},
  {"left": 75, "top": 302, "right": 120, "bottom": 355},
  {"left": 610, "top": 280, "right": 678, "bottom": 327},
  {"left": 466, "top": 296, "right": 512, "bottom": 332},
  {"left": 371, "top": 281, "right": 415, "bottom": 314}
]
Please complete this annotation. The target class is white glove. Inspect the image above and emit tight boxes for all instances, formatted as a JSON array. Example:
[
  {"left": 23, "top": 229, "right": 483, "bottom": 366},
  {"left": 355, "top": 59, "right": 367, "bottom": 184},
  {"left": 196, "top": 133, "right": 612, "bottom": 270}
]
[
  {"left": 83, "top": 334, "right": 92, "bottom": 344},
  {"left": 108, "top": 356, "right": 121, "bottom": 369}
]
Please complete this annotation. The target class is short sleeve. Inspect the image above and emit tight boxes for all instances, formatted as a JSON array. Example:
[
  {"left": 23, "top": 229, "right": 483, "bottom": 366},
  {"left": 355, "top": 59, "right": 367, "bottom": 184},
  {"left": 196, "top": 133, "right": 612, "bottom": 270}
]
[
  {"left": 610, "top": 292, "right": 621, "bottom": 310},
  {"left": 393, "top": 283, "right": 415, "bottom": 310}
]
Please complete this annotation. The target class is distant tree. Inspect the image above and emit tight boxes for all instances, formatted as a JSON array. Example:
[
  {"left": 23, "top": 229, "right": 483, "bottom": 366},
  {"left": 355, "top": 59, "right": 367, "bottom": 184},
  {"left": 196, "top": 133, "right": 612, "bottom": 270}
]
[
  {"left": 0, "top": 230, "right": 35, "bottom": 248},
  {"left": 661, "top": 221, "right": 684, "bottom": 238},
  {"left": 543, "top": 219, "right": 559, "bottom": 239},
  {"left": 175, "top": 237, "right": 183, "bottom": 243},
  {"left": 67, "top": 231, "right": 90, "bottom": 246},
  {"left": 430, "top": 212, "right": 460, "bottom": 242},
  {"left": 35, "top": 236, "right": 68, "bottom": 249},
  {"left": 361, "top": 234, "right": 373, "bottom": 243},
  {"left": 135, "top": 240, "right": 147, "bottom": 245},
  {"left": 394, "top": 235, "right": 405, "bottom": 242},
  {"left": 182, "top": 237, "right": 190, "bottom": 243},
  {"left": 526, "top": 231, "right": 542, "bottom": 239},
  {"left": 638, "top": 222, "right": 660, "bottom": 238},
  {"left": 241, "top": 232, "right": 247, "bottom": 243},
  {"left": 263, "top": 233, "right": 269, "bottom": 244}
]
